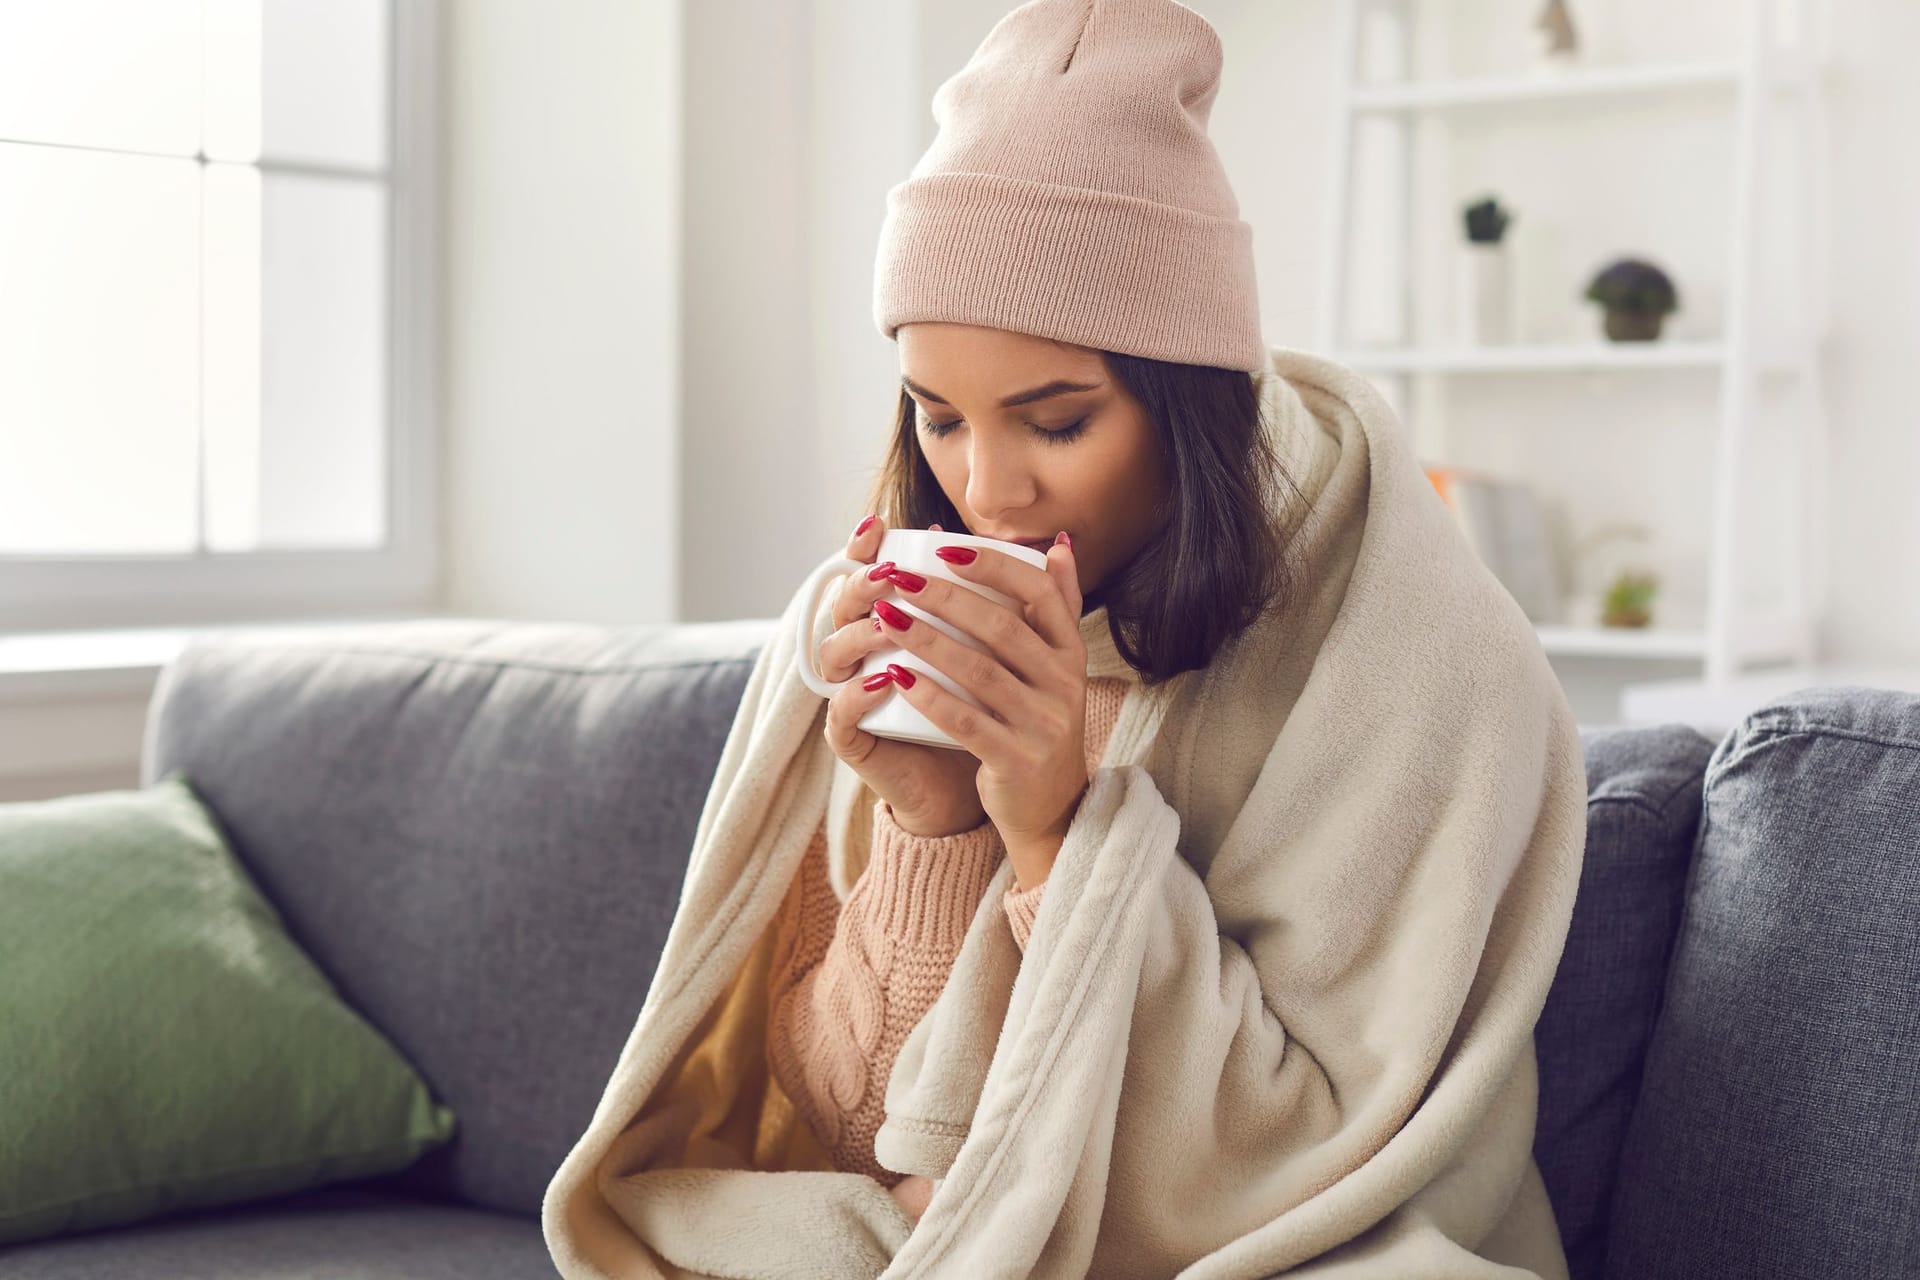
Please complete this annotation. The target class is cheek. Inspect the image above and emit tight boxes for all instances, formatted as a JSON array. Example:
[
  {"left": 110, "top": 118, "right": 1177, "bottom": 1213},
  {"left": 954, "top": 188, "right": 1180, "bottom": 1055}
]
[{"left": 1087, "top": 441, "right": 1160, "bottom": 520}]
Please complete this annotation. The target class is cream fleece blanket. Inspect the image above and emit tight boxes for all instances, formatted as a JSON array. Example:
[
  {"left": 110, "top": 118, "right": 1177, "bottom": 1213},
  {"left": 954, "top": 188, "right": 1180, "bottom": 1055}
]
[{"left": 542, "top": 347, "right": 1587, "bottom": 1279}]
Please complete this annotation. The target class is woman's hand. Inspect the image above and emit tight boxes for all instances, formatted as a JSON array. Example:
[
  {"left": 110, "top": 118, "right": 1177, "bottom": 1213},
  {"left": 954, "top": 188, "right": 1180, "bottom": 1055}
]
[
  {"left": 817, "top": 515, "right": 989, "bottom": 838},
  {"left": 866, "top": 533, "right": 1088, "bottom": 888},
  {"left": 888, "top": 1173, "right": 934, "bottom": 1225}
]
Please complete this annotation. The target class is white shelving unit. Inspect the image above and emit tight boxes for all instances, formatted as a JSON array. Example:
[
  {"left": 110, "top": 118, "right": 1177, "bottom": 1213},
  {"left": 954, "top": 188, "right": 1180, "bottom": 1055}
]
[
  {"left": 1337, "top": 340, "right": 1729, "bottom": 375},
  {"left": 1346, "top": 60, "right": 1749, "bottom": 112},
  {"left": 1316, "top": 0, "right": 1832, "bottom": 688}
]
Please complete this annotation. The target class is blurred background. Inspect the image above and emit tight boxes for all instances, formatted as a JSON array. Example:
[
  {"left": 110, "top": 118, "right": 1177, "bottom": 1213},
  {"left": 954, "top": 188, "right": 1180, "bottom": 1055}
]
[{"left": 2, "top": 0, "right": 1915, "bottom": 802}]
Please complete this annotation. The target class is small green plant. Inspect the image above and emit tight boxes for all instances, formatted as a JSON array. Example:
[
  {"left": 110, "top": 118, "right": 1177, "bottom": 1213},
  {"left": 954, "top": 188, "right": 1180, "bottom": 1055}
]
[
  {"left": 1462, "top": 195, "right": 1512, "bottom": 244},
  {"left": 1600, "top": 569, "right": 1659, "bottom": 628}
]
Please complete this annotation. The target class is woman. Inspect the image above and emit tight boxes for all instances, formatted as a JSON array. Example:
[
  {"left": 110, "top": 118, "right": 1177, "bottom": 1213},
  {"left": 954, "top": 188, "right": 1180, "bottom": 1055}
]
[
  {"left": 764, "top": 315, "right": 1303, "bottom": 1226},
  {"left": 544, "top": 2, "right": 1587, "bottom": 1277}
]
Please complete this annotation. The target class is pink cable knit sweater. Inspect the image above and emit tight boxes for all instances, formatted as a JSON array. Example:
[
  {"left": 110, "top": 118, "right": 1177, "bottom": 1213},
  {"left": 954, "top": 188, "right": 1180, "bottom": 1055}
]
[{"left": 764, "top": 676, "right": 1128, "bottom": 1186}]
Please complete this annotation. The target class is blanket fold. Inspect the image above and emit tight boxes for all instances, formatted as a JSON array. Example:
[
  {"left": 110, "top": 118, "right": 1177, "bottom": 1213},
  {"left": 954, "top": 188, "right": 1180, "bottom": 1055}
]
[{"left": 542, "top": 347, "right": 1587, "bottom": 1280}]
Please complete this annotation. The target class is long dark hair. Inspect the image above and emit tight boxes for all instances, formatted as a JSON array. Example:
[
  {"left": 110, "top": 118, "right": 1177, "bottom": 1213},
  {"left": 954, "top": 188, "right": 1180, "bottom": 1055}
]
[{"left": 863, "top": 349, "right": 1304, "bottom": 688}]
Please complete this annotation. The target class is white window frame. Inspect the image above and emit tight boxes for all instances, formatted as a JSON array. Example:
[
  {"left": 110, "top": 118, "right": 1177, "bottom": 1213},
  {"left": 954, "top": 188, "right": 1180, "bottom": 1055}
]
[{"left": 0, "top": 0, "right": 444, "bottom": 634}]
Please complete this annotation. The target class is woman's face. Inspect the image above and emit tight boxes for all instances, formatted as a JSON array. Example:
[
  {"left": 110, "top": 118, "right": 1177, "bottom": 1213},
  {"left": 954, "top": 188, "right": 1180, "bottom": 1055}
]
[{"left": 898, "top": 321, "right": 1171, "bottom": 605}]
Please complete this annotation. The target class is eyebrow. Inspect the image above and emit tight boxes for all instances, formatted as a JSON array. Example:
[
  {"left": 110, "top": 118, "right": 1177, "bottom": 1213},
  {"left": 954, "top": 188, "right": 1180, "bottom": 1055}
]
[{"left": 900, "top": 375, "right": 1104, "bottom": 409}]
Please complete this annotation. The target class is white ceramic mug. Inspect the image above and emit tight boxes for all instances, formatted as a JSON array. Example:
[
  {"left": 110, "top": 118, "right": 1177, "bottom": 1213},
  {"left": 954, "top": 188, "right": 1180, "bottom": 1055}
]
[{"left": 792, "top": 528, "right": 1050, "bottom": 749}]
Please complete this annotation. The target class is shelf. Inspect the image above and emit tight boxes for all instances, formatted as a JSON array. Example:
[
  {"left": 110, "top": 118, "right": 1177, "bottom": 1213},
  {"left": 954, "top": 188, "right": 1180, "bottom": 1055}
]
[
  {"left": 1350, "top": 62, "right": 1743, "bottom": 113},
  {"left": 1323, "top": 0, "right": 1832, "bottom": 697},
  {"left": 1335, "top": 342, "right": 1726, "bottom": 374},
  {"left": 1536, "top": 624, "right": 1708, "bottom": 660}
]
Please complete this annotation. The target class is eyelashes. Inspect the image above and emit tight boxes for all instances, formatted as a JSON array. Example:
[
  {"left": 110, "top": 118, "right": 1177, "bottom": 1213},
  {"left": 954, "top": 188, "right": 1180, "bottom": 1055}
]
[{"left": 918, "top": 416, "right": 1089, "bottom": 446}]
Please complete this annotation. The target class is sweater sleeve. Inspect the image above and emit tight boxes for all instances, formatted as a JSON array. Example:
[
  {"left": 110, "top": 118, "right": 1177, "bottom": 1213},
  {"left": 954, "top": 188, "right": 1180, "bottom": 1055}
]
[
  {"left": 765, "top": 799, "right": 1004, "bottom": 1185},
  {"left": 1001, "top": 877, "right": 1046, "bottom": 951}
]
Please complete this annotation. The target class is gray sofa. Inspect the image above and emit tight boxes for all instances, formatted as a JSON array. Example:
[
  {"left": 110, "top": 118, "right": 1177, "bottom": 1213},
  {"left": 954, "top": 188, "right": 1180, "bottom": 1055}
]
[{"left": 11, "top": 618, "right": 1916, "bottom": 1279}]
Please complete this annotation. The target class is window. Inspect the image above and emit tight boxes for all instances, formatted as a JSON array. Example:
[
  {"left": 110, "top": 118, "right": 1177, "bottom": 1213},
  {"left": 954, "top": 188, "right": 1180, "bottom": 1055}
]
[{"left": 0, "top": 0, "right": 441, "bottom": 631}]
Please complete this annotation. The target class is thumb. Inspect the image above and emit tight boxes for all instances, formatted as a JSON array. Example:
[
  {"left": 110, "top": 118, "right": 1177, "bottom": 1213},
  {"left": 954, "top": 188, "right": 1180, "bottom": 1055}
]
[{"left": 1046, "top": 530, "right": 1082, "bottom": 619}]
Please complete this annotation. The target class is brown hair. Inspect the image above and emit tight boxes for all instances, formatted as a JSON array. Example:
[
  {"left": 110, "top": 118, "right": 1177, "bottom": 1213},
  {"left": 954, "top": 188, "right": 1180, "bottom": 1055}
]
[{"left": 863, "top": 350, "right": 1304, "bottom": 688}]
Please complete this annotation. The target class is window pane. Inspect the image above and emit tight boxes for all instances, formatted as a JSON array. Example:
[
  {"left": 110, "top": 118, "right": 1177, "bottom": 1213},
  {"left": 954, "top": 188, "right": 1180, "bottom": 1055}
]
[
  {"left": 0, "top": 144, "right": 200, "bottom": 554},
  {"left": 0, "top": 1, "right": 390, "bottom": 170},
  {"left": 0, "top": 0, "right": 201, "bottom": 157},
  {"left": 202, "top": 0, "right": 264, "bottom": 163},
  {"left": 203, "top": 171, "right": 387, "bottom": 551},
  {"left": 201, "top": 164, "right": 263, "bottom": 550},
  {"left": 262, "top": 0, "right": 389, "bottom": 170}
]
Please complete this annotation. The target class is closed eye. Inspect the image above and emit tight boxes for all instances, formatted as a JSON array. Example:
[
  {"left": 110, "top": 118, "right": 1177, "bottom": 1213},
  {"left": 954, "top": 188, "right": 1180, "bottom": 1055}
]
[{"left": 918, "top": 416, "right": 1089, "bottom": 446}]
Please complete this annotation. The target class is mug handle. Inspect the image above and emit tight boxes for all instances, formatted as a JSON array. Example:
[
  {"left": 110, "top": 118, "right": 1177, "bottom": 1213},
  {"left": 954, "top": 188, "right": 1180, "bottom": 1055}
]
[{"left": 792, "top": 554, "right": 863, "bottom": 698}]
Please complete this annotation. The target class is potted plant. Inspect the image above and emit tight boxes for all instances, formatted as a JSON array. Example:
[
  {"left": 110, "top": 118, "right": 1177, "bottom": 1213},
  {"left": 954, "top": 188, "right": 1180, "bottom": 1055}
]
[
  {"left": 1571, "top": 521, "right": 1657, "bottom": 628},
  {"left": 1600, "top": 569, "right": 1659, "bottom": 628},
  {"left": 1584, "top": 257, "right": 1679, "bottom": 342},
  {"left": 1458, "top": 195, "right": 1515, "bottom": 345}
]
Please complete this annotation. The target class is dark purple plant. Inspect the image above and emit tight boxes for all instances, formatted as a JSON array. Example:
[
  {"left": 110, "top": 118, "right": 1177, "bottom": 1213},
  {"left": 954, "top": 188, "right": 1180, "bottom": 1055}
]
[
  {"left": 1462, "top": 195, "right": 1512, "bottom": 244},
  {"left": 1584, "top": 257, "right": 1679, "bottom": 315}
]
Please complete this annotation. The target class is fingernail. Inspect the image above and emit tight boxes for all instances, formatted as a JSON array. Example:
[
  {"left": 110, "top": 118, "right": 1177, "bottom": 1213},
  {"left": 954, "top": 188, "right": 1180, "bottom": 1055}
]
[
  {"left": 854, "top": 513, "right": 878, "bottom": 538},
  {"left": 866, "top": 560, "right": 896, "bottom": 582},
  {"left": 934, "top": 545, "right": 977, "bottom": 565},
  {"left": 873, "top": 599, "right": 913, "bottom": 630},
  {"left": 884, "top": 567, "right": 927, "bottom": 592},
  {"left": 886, "top": 663, "right": 916, "bottom": 689},
  {"left": 861, "top": 670, "right": 896, "bottom": 691},
  {"left": 1054, "top": 530, "right": 1071, "bottom": 549},
  {"left": 872, "top": 617, "right": 883, "bottom": 631},
  {"left": 929, "top": 522, "right": 943, "bottom": 532}
]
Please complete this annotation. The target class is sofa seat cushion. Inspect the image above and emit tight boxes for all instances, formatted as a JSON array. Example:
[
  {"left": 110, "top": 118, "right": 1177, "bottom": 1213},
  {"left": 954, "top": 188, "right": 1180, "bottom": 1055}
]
[{"left": 2, "top": 1185, "right": 549, "bottom": 1279}]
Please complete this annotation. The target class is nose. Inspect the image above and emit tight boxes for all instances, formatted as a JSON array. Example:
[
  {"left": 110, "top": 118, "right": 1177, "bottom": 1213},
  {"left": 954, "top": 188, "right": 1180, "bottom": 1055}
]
[{"left": 963, "top": 434, "right": 1038, "bottom": 526}]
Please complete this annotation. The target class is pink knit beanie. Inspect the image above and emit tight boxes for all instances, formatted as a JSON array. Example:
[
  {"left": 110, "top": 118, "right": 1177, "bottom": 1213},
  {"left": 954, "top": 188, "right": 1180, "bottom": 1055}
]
[{"left": 872, "top": 0, "right": 1264, "bottom": 374}]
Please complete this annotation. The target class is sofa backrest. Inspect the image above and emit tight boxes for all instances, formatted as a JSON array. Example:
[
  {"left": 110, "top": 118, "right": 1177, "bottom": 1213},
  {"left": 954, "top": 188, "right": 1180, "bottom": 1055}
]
[
  {"left": 1599, "top": 685, "right": 1920, "bottom": 1280},
  {"left": 144, "top": 618, "right": 775, "bottom": 1218},
  {"left": 1537, "top": 721, "right": 1716, "bottom": 1280},
  {"left": 142, "top": 615, "right": 1721, "bottom": 1237},
  {"left": 146, "top": 619, "right": 1920, "bottom": 1273}
]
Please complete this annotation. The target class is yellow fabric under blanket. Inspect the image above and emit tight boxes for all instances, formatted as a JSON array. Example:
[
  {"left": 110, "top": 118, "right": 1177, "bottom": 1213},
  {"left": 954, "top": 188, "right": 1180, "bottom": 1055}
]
[{"left": 609, "top": 886, "right": 838, "bottom": 1180}]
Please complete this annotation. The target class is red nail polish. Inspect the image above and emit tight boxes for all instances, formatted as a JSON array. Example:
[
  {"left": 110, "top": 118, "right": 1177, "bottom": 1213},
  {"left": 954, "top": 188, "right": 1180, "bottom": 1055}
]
[
  {"left": 854, "top": 513, "right": 878, "bottom": 538},
  {"left": 886, "top": 663, "right": 916, "bottom": 689},
  {"left": 861, "top": 669, "right": 895, "bottom": 691},
  {"left": 934, "top": 545, "right": 978, "bottom": 565},
  {"left": 885, "top": 567, "right": 927, "bottom": 592},
  {"left": 873, "top": 599, "right": 913, "bottom": 630},
  {"left": 866, "top": 560, "right": 896, "bottom": 582}
]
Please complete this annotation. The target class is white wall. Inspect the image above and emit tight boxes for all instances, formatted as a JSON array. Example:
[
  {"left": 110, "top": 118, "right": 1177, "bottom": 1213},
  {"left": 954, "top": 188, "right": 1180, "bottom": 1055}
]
[
  {"left": 439, "top": 0, "right": 1919, "bottom": 688},
  {"left": 1821, "top": 1, "right": 1920, "bottom": 664},
  {"left": 440, "top": 0, "right": 681, "bottom": 625},
  {"left": 674, "top": 0, "right": 936, "bottom": 621}
]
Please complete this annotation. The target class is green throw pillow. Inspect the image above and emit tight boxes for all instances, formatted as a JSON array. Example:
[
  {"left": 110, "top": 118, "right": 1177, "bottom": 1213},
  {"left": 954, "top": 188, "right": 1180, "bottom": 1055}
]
[{"left": 0, "top": 772, "right": 457, "bottom": 1246}]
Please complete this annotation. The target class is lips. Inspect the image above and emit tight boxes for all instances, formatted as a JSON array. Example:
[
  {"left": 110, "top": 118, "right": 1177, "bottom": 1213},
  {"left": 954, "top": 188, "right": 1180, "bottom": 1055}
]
[{"left": 979, "top": 530, "right": 1064, "bottom": 554}]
